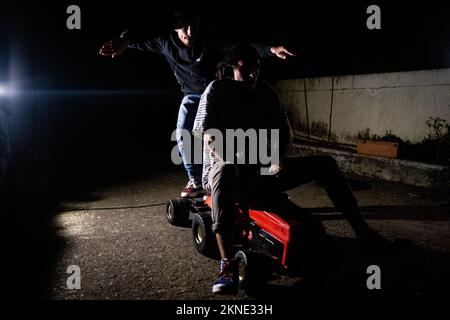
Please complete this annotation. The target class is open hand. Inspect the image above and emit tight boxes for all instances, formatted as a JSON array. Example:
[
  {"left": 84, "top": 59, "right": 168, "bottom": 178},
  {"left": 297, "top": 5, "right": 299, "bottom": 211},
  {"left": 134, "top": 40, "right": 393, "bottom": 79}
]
[
  {"left": 98, "top": 37, "right": 129, "bottom": 58},
  {"left": 270, "top": 46, "right": 295, "bottom": 60},
  {"left": 268, "top": 163, "right": 283, "bottom": 175}
]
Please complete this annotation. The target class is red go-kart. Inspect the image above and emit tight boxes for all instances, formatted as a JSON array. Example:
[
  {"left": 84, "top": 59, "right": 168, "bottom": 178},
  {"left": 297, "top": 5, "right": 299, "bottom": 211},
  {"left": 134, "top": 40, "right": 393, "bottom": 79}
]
[{"left": 166, "top": 193, "right": 333, "bottom": 291}]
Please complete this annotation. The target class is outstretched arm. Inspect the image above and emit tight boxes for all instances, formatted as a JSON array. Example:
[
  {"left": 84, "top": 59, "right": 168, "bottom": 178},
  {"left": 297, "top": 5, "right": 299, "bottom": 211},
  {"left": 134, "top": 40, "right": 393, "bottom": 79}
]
[
  {"left": 250, "top": 43, "right": 296, "bottom": 60},
  {"left": 99, "top": 30, "right": 167, "bottom": 58}
]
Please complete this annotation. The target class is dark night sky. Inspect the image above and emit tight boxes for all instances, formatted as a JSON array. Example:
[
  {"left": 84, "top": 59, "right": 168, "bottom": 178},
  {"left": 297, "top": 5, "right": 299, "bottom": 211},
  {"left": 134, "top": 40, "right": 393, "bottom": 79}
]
[
  {"left": 1, "top": 1, "right": 450, "bottom": 180},
  {"left": 5, "top": 1, "right": 450, "bottom": 90}
]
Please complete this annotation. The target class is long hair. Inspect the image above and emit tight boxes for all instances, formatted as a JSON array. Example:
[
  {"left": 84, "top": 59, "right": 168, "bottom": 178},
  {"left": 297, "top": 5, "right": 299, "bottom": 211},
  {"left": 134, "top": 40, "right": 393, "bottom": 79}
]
[
  {"left": 216, "top": 44, "right": 261, "bottom": 80},
  {"left": 226, "top": 43, "right": 260, "bottom": 67}
]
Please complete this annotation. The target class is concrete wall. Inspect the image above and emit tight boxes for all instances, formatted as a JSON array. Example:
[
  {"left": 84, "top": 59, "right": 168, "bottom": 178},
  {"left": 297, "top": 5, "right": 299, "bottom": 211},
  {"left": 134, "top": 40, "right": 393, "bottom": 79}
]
[{"left": 276, "top": 68, "right": 450, "bottom": 145}]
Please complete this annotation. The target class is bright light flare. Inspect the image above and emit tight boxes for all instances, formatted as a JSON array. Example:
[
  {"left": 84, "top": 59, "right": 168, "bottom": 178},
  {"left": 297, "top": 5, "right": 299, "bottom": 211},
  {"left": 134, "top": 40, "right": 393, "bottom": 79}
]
[{"left": 0, "top": 85, "right": 7, "bottom": 96}]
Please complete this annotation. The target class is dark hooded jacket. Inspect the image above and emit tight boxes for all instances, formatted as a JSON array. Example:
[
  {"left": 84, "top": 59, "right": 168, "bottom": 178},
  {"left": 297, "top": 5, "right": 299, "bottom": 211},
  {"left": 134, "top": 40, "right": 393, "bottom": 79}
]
[{"left": 121, "top": 31, "right": 274, "bottom": 95}]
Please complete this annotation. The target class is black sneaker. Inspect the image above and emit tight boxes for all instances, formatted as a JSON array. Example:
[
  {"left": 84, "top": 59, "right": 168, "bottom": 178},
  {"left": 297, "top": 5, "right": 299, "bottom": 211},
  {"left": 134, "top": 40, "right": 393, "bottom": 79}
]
[{"left": 181, "top": 179, "right": 204, "bottom": 198}]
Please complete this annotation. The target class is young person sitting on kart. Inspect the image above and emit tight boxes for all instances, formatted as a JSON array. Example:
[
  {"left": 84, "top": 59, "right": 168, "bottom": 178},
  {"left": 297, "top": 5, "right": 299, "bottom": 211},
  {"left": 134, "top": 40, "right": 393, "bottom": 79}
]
[{"left": 192, "top": 44, "right": 390, "bottom": 294}]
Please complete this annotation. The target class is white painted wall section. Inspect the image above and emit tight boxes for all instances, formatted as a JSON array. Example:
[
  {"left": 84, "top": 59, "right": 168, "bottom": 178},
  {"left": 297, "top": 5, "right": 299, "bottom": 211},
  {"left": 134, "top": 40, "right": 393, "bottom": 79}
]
[{"left": 276, "top": 68, "right": 450, "bottom": 144}]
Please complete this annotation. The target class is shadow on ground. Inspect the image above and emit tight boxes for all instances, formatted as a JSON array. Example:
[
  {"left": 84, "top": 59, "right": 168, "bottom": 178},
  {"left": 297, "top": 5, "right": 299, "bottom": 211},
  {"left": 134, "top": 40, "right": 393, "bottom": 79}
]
[
  {"left": 307, "top": 204, "right": 450, "bottom": 222},
  {"left": 244, "top": 236, "right": 450, "bottom": 300}
]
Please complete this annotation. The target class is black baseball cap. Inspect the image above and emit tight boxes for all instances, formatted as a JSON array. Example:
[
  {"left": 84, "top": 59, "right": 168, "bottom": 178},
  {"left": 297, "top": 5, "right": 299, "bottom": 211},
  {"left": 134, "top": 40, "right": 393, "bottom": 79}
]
[{"left": 172, "top": 1, "right": 200, "bottom": 28}]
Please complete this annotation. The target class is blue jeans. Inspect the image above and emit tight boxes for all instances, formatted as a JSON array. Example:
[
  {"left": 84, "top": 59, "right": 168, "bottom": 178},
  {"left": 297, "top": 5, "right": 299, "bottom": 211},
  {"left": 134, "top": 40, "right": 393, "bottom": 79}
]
[{"left": 176, "top": 94, "right": 202, "bottom": 181}]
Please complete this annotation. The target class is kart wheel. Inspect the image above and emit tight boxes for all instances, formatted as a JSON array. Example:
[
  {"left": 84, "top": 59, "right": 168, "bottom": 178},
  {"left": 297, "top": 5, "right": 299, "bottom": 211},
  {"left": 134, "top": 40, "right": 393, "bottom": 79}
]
[
  {"left": 235, "top": 250, "right": 274, "bottom": 294},
  {"left": 192, "top": 212, "right": 217, "bottom": 257},
  {"left": 166, "top": 198, "right": 190, "bottom": 226}
]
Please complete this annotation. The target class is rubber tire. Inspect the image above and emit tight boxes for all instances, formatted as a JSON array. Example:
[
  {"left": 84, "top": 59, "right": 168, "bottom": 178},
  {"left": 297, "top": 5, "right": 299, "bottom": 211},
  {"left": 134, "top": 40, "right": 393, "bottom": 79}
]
[
  {"left": 166, "top": 198, "right": 190, "bottom": 226},
  {"left": 192, "top": 212, "right": 217, "bottom": 257}
]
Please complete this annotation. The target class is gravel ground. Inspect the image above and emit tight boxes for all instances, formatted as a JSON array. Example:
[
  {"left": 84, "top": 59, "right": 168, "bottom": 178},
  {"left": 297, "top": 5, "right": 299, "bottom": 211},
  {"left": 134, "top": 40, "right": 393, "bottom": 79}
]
[{"left": 46, "top": 169, "right": 450, "bottom": 300}]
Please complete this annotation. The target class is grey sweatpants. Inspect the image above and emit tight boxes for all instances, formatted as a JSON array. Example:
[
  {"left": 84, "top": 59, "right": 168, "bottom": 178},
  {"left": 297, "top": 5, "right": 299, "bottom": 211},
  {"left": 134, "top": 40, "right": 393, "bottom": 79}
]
[{"left": 207, "top": 161, "right": 240, "bottom": 233}]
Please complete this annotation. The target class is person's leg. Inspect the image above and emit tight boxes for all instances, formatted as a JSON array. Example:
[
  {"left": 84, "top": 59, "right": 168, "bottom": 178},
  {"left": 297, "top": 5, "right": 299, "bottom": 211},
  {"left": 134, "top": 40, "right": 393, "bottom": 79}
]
[
  {"left": 208, "top": 161, "right": 240, "bottom": 294},
  {"left": 266, "top": 156, "right": 401, "bottom": 255},
  {"left": 209, "top": 161, "right": 239, "bottom": 258},
  {"left": 176, "top": 94, "right": 203, "bottom": 197},
  {"left": 273, "top": 156, "right": 373, "bottom": 239}
]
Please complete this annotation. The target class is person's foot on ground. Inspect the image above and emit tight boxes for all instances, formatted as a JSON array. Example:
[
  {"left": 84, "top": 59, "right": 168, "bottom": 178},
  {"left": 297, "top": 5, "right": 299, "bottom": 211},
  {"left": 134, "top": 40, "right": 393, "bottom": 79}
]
[
  {"left": 357, "top": 228, "right": 413, "bottom": 257},
  {"left": 212, "top": 258, "right": 239, "bottom": 294},
  {"left": 181, "top": 178, "right": 204, "bottom": 198}
]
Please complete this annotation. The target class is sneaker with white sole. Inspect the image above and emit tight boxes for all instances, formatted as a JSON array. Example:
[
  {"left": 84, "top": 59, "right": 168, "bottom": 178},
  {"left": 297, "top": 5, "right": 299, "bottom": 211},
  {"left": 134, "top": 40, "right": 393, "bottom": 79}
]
[
  {"left": 212, "top": 258, "right": 239, "bottom": 294},
  {"left": 181, "top": 178, "right": 204, "bottom": 198}
]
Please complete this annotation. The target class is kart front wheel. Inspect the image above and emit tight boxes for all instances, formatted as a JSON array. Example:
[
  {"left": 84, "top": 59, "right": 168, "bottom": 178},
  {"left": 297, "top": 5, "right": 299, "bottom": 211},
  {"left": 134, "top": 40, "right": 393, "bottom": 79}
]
[
  {"left": 192, "top": 212, "right": 218, "bottom": 258},
  {"left": 166, "top": 198, "right": 190, "bottom": 226}
]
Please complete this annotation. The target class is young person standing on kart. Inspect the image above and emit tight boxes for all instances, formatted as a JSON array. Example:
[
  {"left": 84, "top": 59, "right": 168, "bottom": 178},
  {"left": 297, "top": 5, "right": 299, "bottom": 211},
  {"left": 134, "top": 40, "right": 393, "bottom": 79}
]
[
  {"left": 98, "top": 3, "right": 294, "bottom": 198},
  {"left": 192, "top": 44, "right": 391, "bottom": 294}
]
